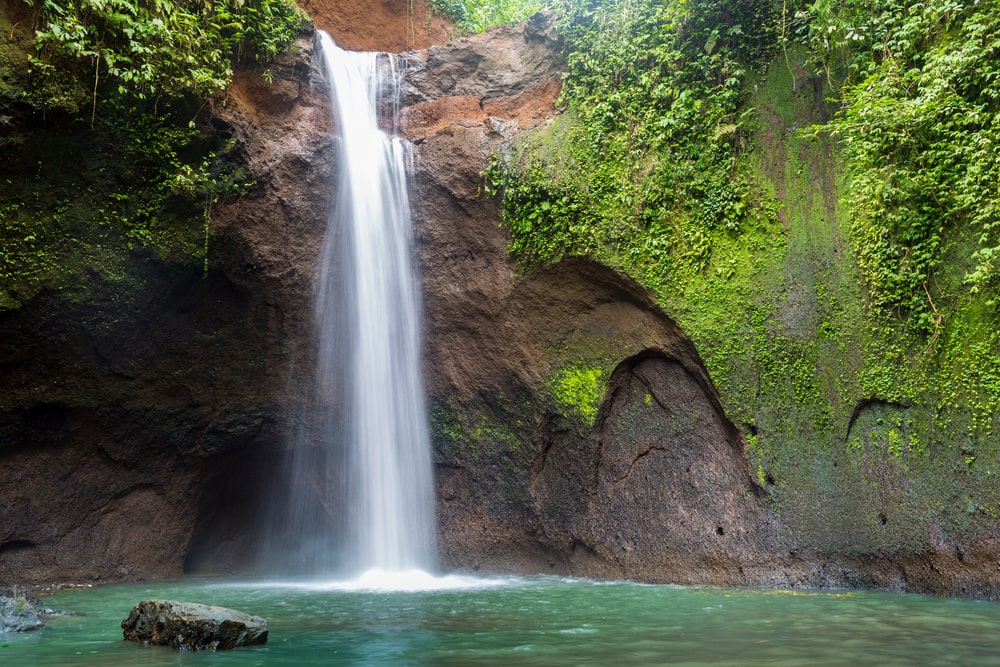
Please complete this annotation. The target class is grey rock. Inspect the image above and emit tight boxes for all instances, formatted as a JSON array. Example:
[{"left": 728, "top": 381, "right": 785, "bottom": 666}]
[
  {"left": 121, "top": 600, "right": 268, "bottom": 652},
  {"left": 399, "top": 12, "right": 564, "bottom": 105},
  {"left": 0, "top": 596, "right": 44, "bottom": 633}
]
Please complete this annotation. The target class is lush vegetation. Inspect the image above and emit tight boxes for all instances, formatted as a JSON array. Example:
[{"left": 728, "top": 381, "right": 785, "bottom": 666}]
[
  {"left": 789, "top": 0, "right": 1000, "bottom": 479},
  {"left": 487, "top": 0, "right": 779, "bottom": 291},
  {"left": 430, "top": 0, "right": 548, "bottom": 33},
  {"left": 483, "top": 0, "right": 1000, "bottom": 548},
  {"left": 1, "top": 0, "right": 301, "bottom": 306},
  {"left": 795, "top": 0, "right": 1000, "bottom": 333},
  {"left": 4, "top": 0, "right": 1000, "bottom": 551},
  {"left": 25, "top": 0, "right": 301, "bottom": 113},
  {"left": 487, "top": 0, "right": 1000, "bottom": 340}
]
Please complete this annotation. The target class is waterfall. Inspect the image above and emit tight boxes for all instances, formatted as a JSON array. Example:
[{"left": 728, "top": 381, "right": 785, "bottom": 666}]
[{"left": 273, "top": 30, "right": 437, "bottom": 579}]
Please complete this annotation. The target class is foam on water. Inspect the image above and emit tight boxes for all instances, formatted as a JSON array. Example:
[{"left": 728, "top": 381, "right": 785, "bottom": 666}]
[{"left": 245, "top": 569, "right": 515, "bottom": 593}]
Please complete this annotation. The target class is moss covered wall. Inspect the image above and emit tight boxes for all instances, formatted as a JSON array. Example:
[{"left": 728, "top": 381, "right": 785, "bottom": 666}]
[
  {"left": 491, "top": 17, "right": 1000, "bottom": 565},
  {"left": 658, "top": 54, "right": 1000, "bottom": 556}
]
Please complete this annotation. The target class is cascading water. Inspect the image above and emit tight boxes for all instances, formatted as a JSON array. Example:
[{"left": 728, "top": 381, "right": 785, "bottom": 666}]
[{"left": 272, "top": 31, "right": 437, "bottom": 581}]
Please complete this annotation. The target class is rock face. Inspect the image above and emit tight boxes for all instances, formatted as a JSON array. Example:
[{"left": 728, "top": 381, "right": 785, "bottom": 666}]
[
  {"left": 3, "top": 2, "right": 1000, "bottom": 598},
  {"left": 0, "top": 29, "right": 323, "bottom": 582},
  {"left": 0, "top": 9, "right": 771, "bottom": 586},
  {"left": 0, "top": 7, "right": 921, "bottom": 591},
  {"left": 122, "top": 600, "right": 268, "bottom": 651},
  {"left": 299, "top": 0, "right": 453, "bottom": 52},
  {"left": 0, "top": 596, "right": 43, "bottom": 633},
  {"left": 423, "top": 257, "right": 778, "bottom": 584}
]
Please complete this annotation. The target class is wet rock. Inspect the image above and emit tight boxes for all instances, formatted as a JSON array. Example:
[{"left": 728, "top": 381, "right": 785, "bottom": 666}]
[
  {"left": 0, "top": 32, "right": 324, "bottom": 584},
  {"left": 400, "top": 12, "right": 563, "bottom": 106},
  {"left": 0, "top": 596, "right": 43, "bottom": 633},
  {"left": 121, "top": 600, "right": 268, "bottom": 652},
  {"left": 297, "top": 0, "right": 452, "bottom": 52}
]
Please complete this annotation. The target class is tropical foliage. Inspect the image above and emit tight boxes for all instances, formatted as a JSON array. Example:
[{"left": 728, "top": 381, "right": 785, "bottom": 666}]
[
  {"left": 795, "top": 0, "right": 1000, "bottom": 331},
  {"left": 431, "top": 0, "right": 548, "bottom": 33},
  {"left": 25, "top": 0, "right": 300, "bottom": 113},
  {"left": 487, "top": 0, "right": 778, "bottom": 290},
  {"left": 0, "top": 0, "right": 300, "bottom": 305},
  {"left": 485, "top": 0, "right": 1000, "bottom": 335},
  {"left": 482, "top": 0, "right": 1000, "bottom": 543}
]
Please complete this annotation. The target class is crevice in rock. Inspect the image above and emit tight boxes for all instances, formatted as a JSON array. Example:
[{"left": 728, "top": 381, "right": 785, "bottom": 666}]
[
  {"left": 183, "top": 447, "right": 278, "bottom": 575},
  {"left": 597, "top": 347, "right": 742, "bottom": 454},
  {"left": 112, "top": 482, "right": 162, "bottom": 502},
  {"left": 0, "top": 540, "right": 35, "bottom": 555},
  {"left": 589, "top": 434, "right": 605, "bottom": 499},
  {"left": 95, "top": 483, "right": 163, "bottom": 517},
  {"left": 845, "top": 398, "right": 910, "bottom": 439},
  {"left": 94, "top": 443, "right": 140, "bottom": 469},
  {"left": 529, "top": 428, "right": 556, "bottom": 479},
  {"left": 611, "top": 445, "right": 671, "bottom": 484},
  {"left": 570, "top": 538, "right": 597, "bottom": 558},
  {"left": 629, "top": 368, "right": 671, "bottom": 411}
]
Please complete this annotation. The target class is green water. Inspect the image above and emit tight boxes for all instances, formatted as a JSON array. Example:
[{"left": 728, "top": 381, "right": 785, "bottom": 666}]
[{"left": 4, "top": 576, "right": 1000, "bottom": 666}]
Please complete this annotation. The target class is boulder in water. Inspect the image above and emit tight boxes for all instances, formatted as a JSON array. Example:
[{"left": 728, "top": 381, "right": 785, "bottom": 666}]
[
  {"left": 0, "top": 595, "right": 44, "bottom": 633},
  {"left": 121, "top": 600, "right": 268, "bottom": 652}
]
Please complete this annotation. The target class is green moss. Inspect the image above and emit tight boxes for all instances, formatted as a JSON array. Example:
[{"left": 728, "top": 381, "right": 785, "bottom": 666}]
[
  {"left": 429, "top": 392, "right": 536, "bottom": 510},
  {"left": 736, "top": 54, "right": 1000, "bottom": 548},
  {"left": 548, "top": 363, "right": 605, "bottom": 428},
  {"left": 0, "top": 112, "right": 235, "bottom": 308},
  {"left": 537, "top": 334, "right": 633, "bottom": 434}
]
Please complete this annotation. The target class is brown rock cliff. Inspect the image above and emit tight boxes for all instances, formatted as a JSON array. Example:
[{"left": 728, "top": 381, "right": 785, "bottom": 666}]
[{"left": 5, "top": 4, "right": 998, "bottom": 597}]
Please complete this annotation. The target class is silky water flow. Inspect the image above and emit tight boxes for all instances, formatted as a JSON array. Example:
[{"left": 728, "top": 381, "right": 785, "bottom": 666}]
[{"left": 271, "top": 31, "right": 437, "bottom": 583}]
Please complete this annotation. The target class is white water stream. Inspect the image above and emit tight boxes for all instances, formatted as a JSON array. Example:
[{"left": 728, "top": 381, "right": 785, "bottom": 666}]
[{"left": 275, "top": 31, "right": 437, "bottom": 582}]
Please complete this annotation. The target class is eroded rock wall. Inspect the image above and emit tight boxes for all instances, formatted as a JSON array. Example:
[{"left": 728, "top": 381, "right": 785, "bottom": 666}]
[
  {"left": 0, "top": 29, "right": 327, "bottom": 582},
  {"left": 5, "top": 4, "right": 995, "bottom": 597},
  {"left": 423, "top": 257, "right": 778, "bottom": 584},
  {"left": 300, "top": 0, "right": 453, "bottom": 51},
  {"left": 374, "top": 14, "right": 1000, "bottom": 596}
]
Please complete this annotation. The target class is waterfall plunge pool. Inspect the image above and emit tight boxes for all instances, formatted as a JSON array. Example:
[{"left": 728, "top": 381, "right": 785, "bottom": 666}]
[{"left": 5, "top": 575, "right": 1000, "bottom": 665}]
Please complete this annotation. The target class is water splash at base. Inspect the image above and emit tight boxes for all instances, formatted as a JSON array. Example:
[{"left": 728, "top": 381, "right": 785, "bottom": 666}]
[{"left": 248, "top": 570, "right": 514, "bottom": 593}]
